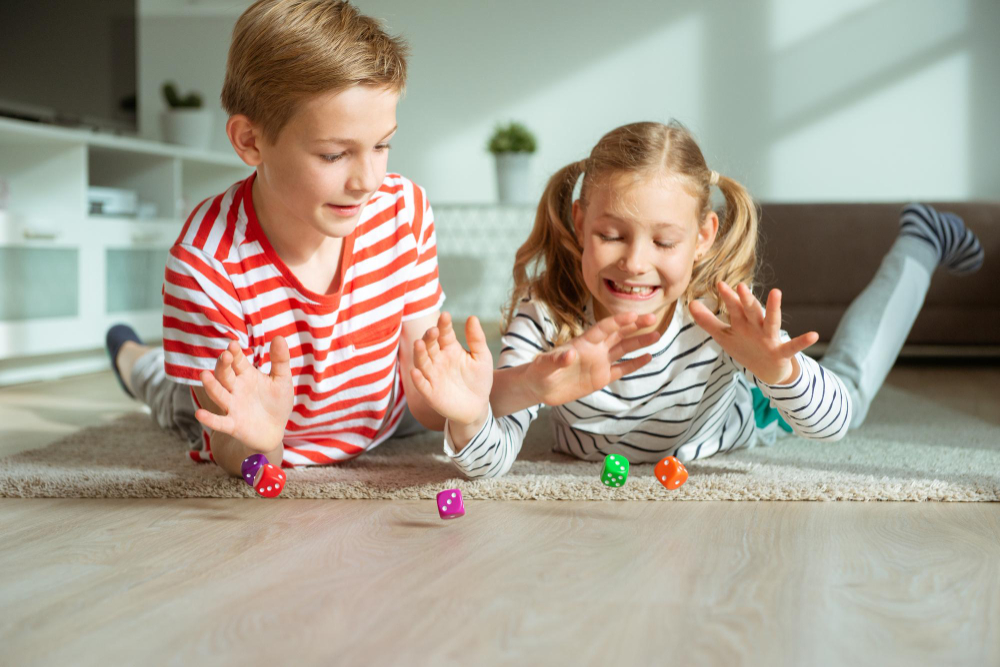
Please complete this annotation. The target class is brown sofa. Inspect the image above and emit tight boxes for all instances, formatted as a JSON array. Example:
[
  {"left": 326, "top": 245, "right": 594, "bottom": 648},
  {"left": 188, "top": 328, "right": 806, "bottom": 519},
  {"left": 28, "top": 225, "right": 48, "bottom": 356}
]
[{"left": 756, "top": 202, "right": 1000, "bottom": 351}]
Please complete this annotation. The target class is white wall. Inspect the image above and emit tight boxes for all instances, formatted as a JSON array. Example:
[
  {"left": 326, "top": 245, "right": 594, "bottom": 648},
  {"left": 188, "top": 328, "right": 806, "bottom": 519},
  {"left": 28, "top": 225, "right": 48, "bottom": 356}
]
[{"left": 138, "top": 0, "right": 1000, "bottom": 204}]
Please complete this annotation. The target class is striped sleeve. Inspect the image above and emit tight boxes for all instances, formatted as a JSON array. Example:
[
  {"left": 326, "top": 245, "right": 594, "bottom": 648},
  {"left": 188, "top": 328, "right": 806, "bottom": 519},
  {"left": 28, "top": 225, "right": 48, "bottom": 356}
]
[
  {"left": 442, "top": 299, "right": 552, "bottom": 478},
  {"left": 402, "top": 184, "right": 445, "bottom": 321},
  {"left": 721, "top": 333, "right": 852, "bottom": 441},
  {"left": 162, "top": 243, "right": 250, "bottom": 386}
]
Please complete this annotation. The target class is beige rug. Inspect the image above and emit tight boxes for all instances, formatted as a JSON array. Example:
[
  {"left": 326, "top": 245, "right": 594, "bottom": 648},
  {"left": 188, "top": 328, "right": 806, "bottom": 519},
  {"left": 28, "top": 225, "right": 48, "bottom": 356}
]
[{"left": 1, "top": 384, "right": 998, "bottom": 501}]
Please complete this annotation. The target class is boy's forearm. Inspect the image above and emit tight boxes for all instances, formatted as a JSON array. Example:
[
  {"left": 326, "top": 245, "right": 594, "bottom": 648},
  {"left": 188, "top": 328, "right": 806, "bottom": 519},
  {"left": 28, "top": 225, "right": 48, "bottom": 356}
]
[
  {"left": 210, "top": 431, "right": 284, "bottom": 478},
  {"left": 489, "top": 365, "right": 540, "bottom": 417}
]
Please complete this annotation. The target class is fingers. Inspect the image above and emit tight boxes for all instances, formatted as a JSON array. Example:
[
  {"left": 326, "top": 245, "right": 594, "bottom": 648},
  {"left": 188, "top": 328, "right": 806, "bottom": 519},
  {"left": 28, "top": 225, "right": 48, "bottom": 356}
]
[
  {"left": 229, "top": 340, "right": 253, "bottom": 376},
  {"left": 778, "top": 331, "right": 819, "bottom": 358},
  {"left": 409, "top": 367, "right": 433, "bottom": 398},
  {"left": 464, "top": 316, "right": 491, "bottom": 360},
  {"left": 764, "top": 289, "right": 782, "bottom": 338},
  {"left": 586, "top": 311, "right": 638, "bottom": 343},
  {"left": 268, "top": 335, "right": 292, "bottom": 381},
  {"left": 610, "top": 330, "right": 661, "bottom": 360},
  {"left": 717, "top": 281, "right": 748, "bottom": 327},
  {"left": 689, "top": 299, "right": 728, "bottom": 336},
  {"left": 194, "top": 407, "right": 233, "bottom": 435},
  {"left": 413, "top": 338, "right": 432, "bottom": 372},
  {"left": 737, "top": 283, "right": 765, "bottom": 326},
  {"left": 199, "top": 369, "right": 232, "bottom": 412},
  {"left": 437, "top": 312, "right": 458, "bottom": 347},
  {"left": 421, "top": 326, "right": 441, "bottom": 360},
  {"left": 214, "top": 349, "right": 236, "bottom": 393},
  {"left": 610, "top": 353, "right": 653, "bottom": 382}
]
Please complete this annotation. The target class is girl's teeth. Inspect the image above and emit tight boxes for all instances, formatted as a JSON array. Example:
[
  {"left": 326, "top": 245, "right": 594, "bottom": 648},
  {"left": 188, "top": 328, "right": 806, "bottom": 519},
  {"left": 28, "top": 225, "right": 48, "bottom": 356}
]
[{"left": 612, "top": 281, "right": 654, "bottom": 295}]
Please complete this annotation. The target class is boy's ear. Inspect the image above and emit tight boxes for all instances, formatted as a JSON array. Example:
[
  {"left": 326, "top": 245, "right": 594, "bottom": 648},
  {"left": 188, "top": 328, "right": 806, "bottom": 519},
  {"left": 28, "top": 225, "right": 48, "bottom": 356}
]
[
  {"left": 226, "top": 115, "right": 264, "bottom": 167},
  {"left": 696, "top": 210, "right": 719, "bottom": 256}
]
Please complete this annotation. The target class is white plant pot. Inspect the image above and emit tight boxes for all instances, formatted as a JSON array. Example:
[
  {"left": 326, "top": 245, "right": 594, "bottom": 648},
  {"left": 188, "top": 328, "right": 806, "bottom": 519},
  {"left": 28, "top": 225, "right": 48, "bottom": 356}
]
[
  {"left": 160, "top": 109, "right": 213, "bottom": 149},
  {"left": 494, "top": 152, "right": 534, "bottom": 205}
]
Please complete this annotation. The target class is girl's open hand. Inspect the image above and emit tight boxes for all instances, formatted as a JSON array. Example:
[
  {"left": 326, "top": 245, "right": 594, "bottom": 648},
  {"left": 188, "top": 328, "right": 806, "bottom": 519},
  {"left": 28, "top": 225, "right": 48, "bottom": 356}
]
[
  {"left": 689, "top": 282, "right": 819, "bottom": 385},
  {"left": 195, "top": 336, "right": 294, "bottom": 451},
  {"left": 527, "top": 312, "right": 661, "bottom": 406},
  {"left": 410, "top": 312, "right": 493, "bottom": 427}
]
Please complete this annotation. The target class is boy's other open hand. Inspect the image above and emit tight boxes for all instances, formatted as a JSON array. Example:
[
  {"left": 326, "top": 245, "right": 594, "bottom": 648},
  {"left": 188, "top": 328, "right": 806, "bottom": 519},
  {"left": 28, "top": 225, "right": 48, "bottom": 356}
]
[
  {"left": 410, "top": 312, "right": 493, "bottom": 427},
  {"left": 689, "top": 282, "right": 819, "bottom": 385},
  {"left": 527, "top": 312, "right": 661, "bottom": 406},
  {"left": 195, "top": 337, "right": 294, "bottom": 452}
]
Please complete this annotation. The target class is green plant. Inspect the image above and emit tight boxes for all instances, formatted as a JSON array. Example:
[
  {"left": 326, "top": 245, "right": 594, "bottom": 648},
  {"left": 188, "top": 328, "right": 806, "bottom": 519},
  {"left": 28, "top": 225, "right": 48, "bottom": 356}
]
[
  {"left": 487, "top": 122, "right": 537, "bottom": 154},
  {"left": 162, "top": 82, "right": 203, "bottom": 109}
]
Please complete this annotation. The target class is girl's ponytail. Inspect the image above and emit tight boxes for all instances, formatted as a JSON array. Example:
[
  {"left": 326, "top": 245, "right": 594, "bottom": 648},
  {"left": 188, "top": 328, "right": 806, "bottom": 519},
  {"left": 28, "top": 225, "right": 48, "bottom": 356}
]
[
  {"left": 685, "top": 173, "right": 758, "bottom": 315},
  {"left": 504, "top": 160, "right": 590, "bottom": 343}
]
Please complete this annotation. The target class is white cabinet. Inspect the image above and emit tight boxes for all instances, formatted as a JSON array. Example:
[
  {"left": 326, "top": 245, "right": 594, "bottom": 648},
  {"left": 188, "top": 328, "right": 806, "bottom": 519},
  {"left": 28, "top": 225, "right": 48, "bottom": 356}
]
[
  {"left": 0, "top": 117, "right": 251, "bottom": 383},
  {"left": 433, "top": 204, "right": 536, "bottom": 328}
]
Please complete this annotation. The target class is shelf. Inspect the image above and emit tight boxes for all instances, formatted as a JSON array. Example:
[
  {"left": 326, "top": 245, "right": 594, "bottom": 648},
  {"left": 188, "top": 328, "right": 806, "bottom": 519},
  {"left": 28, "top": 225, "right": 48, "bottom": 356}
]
[
  {"left": 0, "top": 115, "right": 250, "bottom": 368},
  {"left": 0, "top": 116, "right": 245, "bottom": 167}
]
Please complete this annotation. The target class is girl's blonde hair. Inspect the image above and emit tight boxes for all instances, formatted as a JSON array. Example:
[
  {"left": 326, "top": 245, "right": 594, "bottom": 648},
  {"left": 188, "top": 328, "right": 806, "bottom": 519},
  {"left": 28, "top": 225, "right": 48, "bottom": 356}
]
[
  {"left": 504, "top": 120, "right": 758, "bottom": 345},
  {"left": 221, "top": 0, "right": 409, "bottom": 143}
]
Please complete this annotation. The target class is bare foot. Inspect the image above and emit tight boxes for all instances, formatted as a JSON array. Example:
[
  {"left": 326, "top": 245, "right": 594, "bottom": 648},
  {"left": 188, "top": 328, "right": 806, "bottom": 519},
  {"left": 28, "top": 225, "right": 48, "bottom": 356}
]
[{"left": 116, "top": 341, "right": 152, "bottom": 397}]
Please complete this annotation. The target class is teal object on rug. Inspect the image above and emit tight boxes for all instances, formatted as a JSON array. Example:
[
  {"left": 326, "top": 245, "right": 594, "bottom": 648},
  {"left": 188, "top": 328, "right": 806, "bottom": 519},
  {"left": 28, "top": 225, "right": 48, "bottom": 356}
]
[{"left": 751, "top": 386, "right": 793, "bottom": 433}]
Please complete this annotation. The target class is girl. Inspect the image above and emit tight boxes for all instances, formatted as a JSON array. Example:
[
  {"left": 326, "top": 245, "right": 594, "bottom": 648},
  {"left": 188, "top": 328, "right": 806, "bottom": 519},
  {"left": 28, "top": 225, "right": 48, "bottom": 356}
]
[{"left": 410, "top": 121, "right": 984, "bottom": 479}]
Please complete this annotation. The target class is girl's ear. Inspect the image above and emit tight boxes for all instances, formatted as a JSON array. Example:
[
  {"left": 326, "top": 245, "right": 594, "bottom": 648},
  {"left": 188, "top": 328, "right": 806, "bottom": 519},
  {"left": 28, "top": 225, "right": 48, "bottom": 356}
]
[
  {"left": 696, "top": 210, "right": 719, "bottom": 257},
  {"left": 572, "top": 199, "right": 585, "bottom": 239}
]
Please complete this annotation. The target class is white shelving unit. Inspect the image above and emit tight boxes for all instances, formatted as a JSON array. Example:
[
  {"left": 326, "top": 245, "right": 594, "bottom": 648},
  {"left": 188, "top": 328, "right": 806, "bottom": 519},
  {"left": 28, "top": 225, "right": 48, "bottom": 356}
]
[
  {"left": 433, "top": 204, "right": 536, "bottom": 328},
  {"left": 0, "top": 117, "right": 251, "bottom": 385}
]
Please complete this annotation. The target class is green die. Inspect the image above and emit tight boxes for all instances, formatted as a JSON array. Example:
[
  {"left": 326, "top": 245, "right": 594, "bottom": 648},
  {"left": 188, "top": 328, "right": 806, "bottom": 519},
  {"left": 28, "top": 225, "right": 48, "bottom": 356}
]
[{"left": 601, "top": 454, "right": 629, "bottom": 487}]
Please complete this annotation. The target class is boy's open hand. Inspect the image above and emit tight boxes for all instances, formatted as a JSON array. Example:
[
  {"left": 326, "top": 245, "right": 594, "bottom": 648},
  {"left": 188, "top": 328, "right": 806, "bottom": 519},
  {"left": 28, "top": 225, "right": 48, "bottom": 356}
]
[
  {"left": 689, "top": 282, "right": 819, "bottom": 385},
  {"left": 527, "top": 312, "right": 661, "bottom": 406},
  {"left": 195, "top": 337, "right": 294, "bottom": 451},
  {"left": 410, "top": 312, "right": 493, "bottom": 427}
]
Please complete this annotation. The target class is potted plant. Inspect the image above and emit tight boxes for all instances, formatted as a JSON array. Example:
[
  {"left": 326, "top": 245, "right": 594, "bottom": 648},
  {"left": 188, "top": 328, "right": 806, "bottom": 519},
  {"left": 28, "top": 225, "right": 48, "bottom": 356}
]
[
  {"left": 488, "top": 121, "right": 537, "bottom": 205},
  {"left": 160, "top": 82, "right": 213, "bottom": 149}
]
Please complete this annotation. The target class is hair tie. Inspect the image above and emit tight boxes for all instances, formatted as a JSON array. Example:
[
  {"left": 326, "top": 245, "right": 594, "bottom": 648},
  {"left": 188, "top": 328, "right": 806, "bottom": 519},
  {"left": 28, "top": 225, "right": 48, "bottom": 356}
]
[{"left": 709, "top": 170, "right": 719, "bottom": 186}]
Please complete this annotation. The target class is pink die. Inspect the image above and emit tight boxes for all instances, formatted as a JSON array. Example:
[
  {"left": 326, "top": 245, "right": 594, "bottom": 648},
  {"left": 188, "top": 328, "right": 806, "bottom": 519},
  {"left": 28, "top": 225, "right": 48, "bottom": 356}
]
[{"left": 436, "top": 489, "right": 465, "bottom": 520}]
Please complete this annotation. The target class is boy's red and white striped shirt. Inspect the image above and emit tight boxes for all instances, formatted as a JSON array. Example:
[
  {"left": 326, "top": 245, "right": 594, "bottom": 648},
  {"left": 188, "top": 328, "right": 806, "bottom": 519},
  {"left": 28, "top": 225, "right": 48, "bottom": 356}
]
[{"left": 162, "top": 172, "right": 444, "bottom": 467}]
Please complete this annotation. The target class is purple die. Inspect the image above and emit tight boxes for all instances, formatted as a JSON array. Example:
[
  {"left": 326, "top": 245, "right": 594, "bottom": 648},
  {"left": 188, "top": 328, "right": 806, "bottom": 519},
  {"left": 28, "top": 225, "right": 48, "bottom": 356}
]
[
  {"left": 241, "top": 454, "right": 268, "bottom": 487},
  {"left": 436, "top": 489, "right": 465, "bottom": 520}
]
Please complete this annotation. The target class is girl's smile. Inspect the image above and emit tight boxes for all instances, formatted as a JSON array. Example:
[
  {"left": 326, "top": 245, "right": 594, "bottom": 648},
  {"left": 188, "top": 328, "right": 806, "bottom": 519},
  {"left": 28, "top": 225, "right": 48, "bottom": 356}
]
[{"left": 603, "top": 279, "right": 661, "bottom": 299}]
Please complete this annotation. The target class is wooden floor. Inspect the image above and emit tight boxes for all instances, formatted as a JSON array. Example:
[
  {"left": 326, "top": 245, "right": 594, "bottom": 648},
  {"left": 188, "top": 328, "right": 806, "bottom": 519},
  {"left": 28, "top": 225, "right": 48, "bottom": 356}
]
[{"left": 1, "top": 365, "right": 999, "bottom": 666}]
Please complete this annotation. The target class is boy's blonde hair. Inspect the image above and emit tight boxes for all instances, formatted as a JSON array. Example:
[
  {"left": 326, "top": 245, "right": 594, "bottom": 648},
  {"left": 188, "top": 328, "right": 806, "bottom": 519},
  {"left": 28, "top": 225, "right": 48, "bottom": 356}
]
[
  {"left": 221, "top": 0, "right": 409, "bottom": 142},
  {"left": 505, "top": 120, "right": 758, "bottom": 345}
]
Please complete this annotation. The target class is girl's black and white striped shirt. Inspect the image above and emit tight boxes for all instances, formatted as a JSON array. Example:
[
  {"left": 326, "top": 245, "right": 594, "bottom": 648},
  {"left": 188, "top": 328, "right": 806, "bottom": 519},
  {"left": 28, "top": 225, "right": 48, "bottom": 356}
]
[{"left": 443, "top": 297, "right": 852, "bottom": 479}]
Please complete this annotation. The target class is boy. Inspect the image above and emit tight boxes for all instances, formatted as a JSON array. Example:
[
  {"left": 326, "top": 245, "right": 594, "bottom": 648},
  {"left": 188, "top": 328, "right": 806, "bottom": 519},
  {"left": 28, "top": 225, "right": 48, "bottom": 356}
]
[{"left": 107, "top": 0, "right": 452, "bottom": 478}]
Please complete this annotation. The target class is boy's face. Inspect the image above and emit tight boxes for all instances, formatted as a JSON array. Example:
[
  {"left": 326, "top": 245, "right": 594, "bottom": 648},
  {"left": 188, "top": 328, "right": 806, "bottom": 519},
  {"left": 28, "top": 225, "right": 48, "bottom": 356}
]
[
  {"left": 255, "top": 85, "right": 399, "bottom": 238},
  {"left": 573, "top": 172, "right": 717, "bottom": 334}
]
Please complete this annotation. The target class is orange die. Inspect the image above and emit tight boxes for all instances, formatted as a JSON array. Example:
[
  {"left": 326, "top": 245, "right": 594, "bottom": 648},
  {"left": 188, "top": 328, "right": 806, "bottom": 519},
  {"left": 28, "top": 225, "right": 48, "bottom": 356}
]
[
  {"left": 655, "top": 456, "right": 688, "bottom": 490},
  {"left": 254, "top": 464, "right": 286, "bottom": 498}
]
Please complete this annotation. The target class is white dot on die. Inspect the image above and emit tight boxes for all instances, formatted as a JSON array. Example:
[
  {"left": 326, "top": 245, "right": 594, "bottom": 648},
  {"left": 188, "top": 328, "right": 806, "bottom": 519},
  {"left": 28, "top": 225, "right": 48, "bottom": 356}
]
[
  {"left": 447, "top": 499, "right": 452, "bottom": 504},
  {"left": 267, "top": 486, "right": 272, "bottom": 491},
  {"left": 275, "top": 484, "right": 280, "bottom": 489},
  {"left": 662, "top": 476, "right": 667, "bottom": 481},
  {"left": 441, "top": 506, "right": 446, "bottom": 511},
  {"left": 610, "top": 456, "right": 615, "bottom": 460},
  {"left": 451, "top": 492, "right": 456, "bottom": 498},
  {"left": 268, "top": 465, "right": 273, "bottom": 469}
]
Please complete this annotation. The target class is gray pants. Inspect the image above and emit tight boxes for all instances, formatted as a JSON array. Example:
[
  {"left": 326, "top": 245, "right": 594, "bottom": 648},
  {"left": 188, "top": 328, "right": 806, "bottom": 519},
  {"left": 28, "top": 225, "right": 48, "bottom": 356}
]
[
  {"left": 132, "top": 234, "right": 940, "bottom": 442},
  {"left": 129, "top": 350, "right": 427, "bottom": 450},
  {"left": 819, "top": 234, "right": 940, "bottom": 429}
]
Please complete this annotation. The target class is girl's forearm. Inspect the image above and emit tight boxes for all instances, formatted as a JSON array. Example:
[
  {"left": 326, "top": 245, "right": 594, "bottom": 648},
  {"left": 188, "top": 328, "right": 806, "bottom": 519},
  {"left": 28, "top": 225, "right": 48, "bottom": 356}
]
[{"left": 489, "top": 365, "right": 541, "bottom": 417}]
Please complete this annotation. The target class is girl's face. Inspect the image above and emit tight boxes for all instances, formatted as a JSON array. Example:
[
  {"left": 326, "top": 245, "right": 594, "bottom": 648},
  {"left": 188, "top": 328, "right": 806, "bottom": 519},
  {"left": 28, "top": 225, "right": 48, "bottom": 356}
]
[{"left": 573, "top": 172, "right": 718, "bottom": 335}]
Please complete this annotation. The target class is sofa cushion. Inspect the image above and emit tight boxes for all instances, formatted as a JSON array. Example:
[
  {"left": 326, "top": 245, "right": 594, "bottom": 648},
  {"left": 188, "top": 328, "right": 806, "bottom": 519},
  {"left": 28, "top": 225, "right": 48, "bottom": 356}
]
[{"left": 756, "top": 202, "right": 1000, "bottom": 346}]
